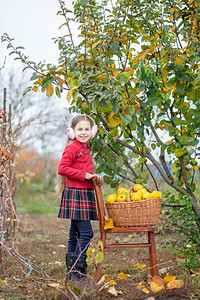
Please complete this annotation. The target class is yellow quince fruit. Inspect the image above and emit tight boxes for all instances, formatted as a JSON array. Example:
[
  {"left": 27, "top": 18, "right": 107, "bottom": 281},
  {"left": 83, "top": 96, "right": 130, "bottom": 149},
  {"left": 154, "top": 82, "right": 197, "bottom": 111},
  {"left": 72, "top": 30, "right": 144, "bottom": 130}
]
[
  {"left": 137, "top": 188, "right": 147, "bottom": 197},
  {"left": 151, "top": 191, "right": 162, "bottom": 198},
  {"left": 117, "top": 194, "right": 127, "bottom": 202},
  {"left": 131, "top": 192, "right": 142, "bottom": 201},
  {"left": 133, "top": 184, "right": 143, "bottom": 192},
  {"left": 143, "top": 192, "right": 152, "bottom": 199},
  {"left": 117, "top": 187, "right": 128, "bottom": 195},
  {"left": 106, "top": 194, "right": 117, "bottom": 203}
]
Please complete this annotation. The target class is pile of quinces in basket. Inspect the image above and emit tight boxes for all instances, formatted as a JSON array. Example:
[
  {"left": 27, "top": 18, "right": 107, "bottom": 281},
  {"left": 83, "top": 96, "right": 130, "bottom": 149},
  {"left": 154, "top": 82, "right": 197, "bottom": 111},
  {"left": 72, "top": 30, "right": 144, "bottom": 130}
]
[{"left": 106, "top": 184, "right": 162, "bottom": 203}]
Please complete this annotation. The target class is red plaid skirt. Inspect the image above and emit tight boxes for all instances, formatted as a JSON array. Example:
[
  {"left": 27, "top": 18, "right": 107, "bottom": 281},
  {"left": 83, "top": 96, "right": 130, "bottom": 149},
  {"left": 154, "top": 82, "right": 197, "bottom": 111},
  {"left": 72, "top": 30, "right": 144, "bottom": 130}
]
[{"left": 58, "top": 187, "right": 98, "bottom": 220}]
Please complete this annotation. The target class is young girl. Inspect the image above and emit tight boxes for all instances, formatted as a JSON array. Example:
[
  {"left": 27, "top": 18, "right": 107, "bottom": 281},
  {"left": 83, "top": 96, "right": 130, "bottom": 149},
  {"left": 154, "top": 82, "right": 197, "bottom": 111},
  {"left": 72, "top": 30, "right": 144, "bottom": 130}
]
[{"left": 57, "top": 114, "right": 101, "bottom": 281}]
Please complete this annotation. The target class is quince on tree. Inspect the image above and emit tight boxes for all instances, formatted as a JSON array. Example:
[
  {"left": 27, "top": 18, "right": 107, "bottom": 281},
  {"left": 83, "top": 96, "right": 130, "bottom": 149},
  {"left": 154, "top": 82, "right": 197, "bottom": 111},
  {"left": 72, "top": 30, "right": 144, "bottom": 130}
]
[
  {"left": 117, "top": 194, "right": 127, "bottom": 202},
  {"left": 117, "top": 187, "right": 128, "bottom": 195},
  {"left": 106, "top": 194, "right": 117, "bottom": 203}
]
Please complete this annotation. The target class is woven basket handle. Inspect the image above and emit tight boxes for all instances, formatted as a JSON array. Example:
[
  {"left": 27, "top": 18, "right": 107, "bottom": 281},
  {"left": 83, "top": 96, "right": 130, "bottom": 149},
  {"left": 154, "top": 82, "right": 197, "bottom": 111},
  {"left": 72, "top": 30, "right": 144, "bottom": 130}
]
[{"left": 127, "top": 187, "right": 135, "bottom": 202}]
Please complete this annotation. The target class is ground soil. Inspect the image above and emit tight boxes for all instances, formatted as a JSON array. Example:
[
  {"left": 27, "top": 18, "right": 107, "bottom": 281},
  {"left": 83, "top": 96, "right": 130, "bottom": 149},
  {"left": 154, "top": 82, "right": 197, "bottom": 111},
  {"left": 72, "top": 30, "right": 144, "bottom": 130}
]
[{"left": 0, "top": 215, "right": 199, "bottom": 299}]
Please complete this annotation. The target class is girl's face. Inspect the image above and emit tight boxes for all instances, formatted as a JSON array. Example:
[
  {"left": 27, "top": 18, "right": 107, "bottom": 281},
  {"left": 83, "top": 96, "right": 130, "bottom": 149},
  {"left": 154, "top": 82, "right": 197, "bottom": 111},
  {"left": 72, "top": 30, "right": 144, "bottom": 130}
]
[{"left": 74, "top": 120, "right": 92, "bottom": 143}]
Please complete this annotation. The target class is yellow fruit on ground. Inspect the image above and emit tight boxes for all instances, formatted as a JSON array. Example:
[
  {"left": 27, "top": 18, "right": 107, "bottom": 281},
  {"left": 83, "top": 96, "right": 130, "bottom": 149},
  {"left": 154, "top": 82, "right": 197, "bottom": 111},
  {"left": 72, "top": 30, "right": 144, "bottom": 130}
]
[
  {"left": 117, "top": 187, "right": 128, "bottom": 195},
  {"left": 151, "top": 191, "right": 162, "bottom": 198},
  {"left": 133, "top": 184, "right": 143, "bottom": 192},
  {"left": 131, "top": 192, "right": 142, "bottom": 201},
  {"left": 106, "top": 194, "right": 117, "bottom": 203},
  {"left": 117, "top": 194, "right": 127, "bottom": 202}
]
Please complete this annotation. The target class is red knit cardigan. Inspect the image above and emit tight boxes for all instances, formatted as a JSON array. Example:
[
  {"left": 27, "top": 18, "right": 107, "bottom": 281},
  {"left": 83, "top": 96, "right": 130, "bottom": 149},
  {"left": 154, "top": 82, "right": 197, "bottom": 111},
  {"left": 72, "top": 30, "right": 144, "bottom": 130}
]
[{"left": 57, "top": 139, "right": 94, "bottom": 189}]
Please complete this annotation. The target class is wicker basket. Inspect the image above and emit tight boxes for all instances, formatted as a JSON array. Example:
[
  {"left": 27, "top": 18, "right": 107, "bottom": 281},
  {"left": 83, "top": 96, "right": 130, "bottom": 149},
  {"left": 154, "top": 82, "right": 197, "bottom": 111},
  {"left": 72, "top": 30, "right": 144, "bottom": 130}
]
[{"left": 105, "top": 187, "right": 162, "bottom": 227}]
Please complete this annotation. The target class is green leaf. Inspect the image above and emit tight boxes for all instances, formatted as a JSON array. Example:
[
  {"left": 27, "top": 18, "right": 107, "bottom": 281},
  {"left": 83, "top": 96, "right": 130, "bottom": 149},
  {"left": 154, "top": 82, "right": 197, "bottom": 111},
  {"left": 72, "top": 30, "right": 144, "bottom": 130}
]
[
  {"left": 118, "top": 72, "right": 130, "bottom": 85},
  {"left": 120, "top": 113, "right": 132, "bottom": 125},
  {"left": 175, "top": 148, "right": 184, "bottom": 158},
  {"left": 30, "top": 72, "right": 40, "bottom": 81},
  {"left": 103, "top": 175, "right": 111, "bottom": 184},
  {"left": 80, "top": 0, "right": 89, "bottom": 6},
  {"left": 140, "top": 171, "right": 148, "bottom": 180},
  {"left": 99, "top": 240, "right": 103, "bottom": 250},
  {"left": 180, "top": 198, "right": 187, "bottom": 206},
  {"left": 41, "top": 74, "right": 55, "bottom": 88},
  {"left": 147, "top": 92, "right": 162, "bottom": 106},
  {"left": 96, "top": 251, "right": 104, "bottom": 264},
  {"left": 55, "top": 86, "right": 61, "bottom": 98},
  {"left": 151, "top": 143, "right": 156, "bottom": 150}
]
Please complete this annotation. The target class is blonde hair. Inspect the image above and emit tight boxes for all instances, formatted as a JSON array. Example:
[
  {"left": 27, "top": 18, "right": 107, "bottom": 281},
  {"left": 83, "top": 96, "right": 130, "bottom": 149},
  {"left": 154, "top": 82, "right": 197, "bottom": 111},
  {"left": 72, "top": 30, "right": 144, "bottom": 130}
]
[{"left": 55, "top": 115, "right": 93, "bottom": 193}]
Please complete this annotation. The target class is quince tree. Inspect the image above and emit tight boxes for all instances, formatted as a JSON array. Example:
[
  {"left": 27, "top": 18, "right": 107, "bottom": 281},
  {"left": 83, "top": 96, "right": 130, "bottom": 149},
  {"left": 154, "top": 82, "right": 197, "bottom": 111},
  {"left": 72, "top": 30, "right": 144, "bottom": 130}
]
[{"left": 2, "top": 0, "right": 200, "bottom": 219}]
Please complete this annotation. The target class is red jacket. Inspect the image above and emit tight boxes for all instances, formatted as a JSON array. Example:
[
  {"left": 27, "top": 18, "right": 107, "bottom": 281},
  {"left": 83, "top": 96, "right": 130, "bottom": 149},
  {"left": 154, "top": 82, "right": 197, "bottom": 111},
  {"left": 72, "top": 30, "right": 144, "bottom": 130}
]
[{"left": 57, "top": 139, "right": 94, "bottom": 188}]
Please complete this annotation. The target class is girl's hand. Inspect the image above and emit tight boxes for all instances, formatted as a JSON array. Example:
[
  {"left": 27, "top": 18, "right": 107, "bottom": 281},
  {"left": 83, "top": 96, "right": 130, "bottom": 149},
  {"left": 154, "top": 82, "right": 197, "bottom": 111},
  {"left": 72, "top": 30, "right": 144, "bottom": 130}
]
[{"left": 86, "top": 173, "right": 102, "bottom": 180}]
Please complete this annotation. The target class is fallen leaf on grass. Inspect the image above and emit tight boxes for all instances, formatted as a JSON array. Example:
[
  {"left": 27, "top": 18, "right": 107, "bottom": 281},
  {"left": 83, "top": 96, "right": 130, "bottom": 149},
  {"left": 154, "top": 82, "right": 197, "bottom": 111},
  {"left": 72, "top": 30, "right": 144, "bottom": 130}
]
[
  {"left": 108, "top": 286, "right": 123, "bottom": 296},
  {"left": 66, "top": 280, "right": 71, "bottom": 286},
  {"left": 137, "top": 280, "right": 145, "bottom": 290},
  {"left": 108, "top": 286, "right": 118, "bottom": 296},
  {"left": 49, "top": 261, "right": 63, "bottom": 266},
  {"left": 142, "top": 287, "right": 150, "bottom": 294},
  {"left": 48, "top": 282, "right": 60, "bottom": 288},
  {"left": 133, "top": 262, "right": 146, "bottom": 269},
  {"left": 109, "top": 280, "right": 117, "bottom": 285},
  {"left": 189, "top": 267, "right": 200, "bottom": 276},
  {"left": 73, "top": 287, "right": 81, "bottom": 295},
  {"left": 159, "top": 267, "right": 168, "bottom": 275},
  {"left": 117, "top": 272, "right": 128, "bottom": 279},
  {"left": 164, "top": 275, "right": 176, "bottom": 283},
  {"left": 96, "top": 274, "right": 106, "bottom": 285},
  {"left": 150, "top": 281, "right": 165, "bottom": 293},
  {"left": 13, "top": 276, "right": 22, "bottom": 282},
  {"left": 167, "top": 279, "right": 184, "bottom": 289},
  {"left": 57, "top": 244, "right": 66, "bottom": 248},
  {"left": 151, "top": 275, "right": 165, "bottom": 286}
]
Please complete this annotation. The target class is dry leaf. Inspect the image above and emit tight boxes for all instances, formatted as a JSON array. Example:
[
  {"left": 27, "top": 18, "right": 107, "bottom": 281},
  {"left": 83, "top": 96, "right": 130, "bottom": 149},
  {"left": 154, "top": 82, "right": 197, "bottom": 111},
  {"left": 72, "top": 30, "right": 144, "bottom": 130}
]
[
  {"left": 57, "top": 244, "right": 66, "bottom": 248},
  {"left": 134, "top": 262, "right": 146, "bottom": 269},
  {"left": 137, "top": 280, "right": 145, "bottom": 290},
  {"left": 104, "top": 217, "right": 115, "bottom": 229},
  {"left": 109, "top": 280, "right": 117, "bottom": 285},
  {"left": 117, "top": 272, "right": 128, "bottom": 279},
  {"left": 189, "top": 267, "right": 200, "bottom": 275},
  {"left": 164, "top": 275, "right": 176, "bottom": 283},
  {"left": 150, "top": 281, "right": 165, "bottom": 293},
  {"left": 142, "top": 288, "right": 150, "bottom": 294},
  {"left": 13, "top": 276, "right": 22, "bottom": 281},
  {"left": 48, "top": 282, "right": 60, "bottom": 288},
  {"left": 96, "top": 274, "right": 106, "bottom": 285},
  {"left": 108, "top": 286, "right": 118, "bottom": 296},
  {"left": 167, "top": 279, "right": 184, "bottom": 289},
  {"left": 159, "top": 267, "right": 168, "bottom": 275},
  {"left": 151, "top": 276, "right": 165, "bottom": 286}
]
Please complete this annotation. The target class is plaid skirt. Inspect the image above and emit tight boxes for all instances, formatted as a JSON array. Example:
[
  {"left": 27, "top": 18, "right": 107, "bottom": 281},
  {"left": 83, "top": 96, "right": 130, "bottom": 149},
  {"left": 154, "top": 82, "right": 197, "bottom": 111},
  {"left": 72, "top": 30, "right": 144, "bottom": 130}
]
[{"left": 58, "top": 187, "right": 98, "bottom": 221}]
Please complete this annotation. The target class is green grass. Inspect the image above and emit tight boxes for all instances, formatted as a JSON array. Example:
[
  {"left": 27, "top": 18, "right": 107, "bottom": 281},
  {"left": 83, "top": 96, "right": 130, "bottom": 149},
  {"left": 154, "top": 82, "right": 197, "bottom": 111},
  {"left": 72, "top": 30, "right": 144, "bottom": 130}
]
[{"left": 17, "top": 189, "right": 60, "bottom": 217}]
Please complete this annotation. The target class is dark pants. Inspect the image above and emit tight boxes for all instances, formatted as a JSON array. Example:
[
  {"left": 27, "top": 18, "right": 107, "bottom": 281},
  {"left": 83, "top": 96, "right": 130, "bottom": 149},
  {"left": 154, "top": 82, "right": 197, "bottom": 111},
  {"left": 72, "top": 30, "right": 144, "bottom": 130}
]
[{"left": 67, "top": 219, "right": 93, "bottom": 258}]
